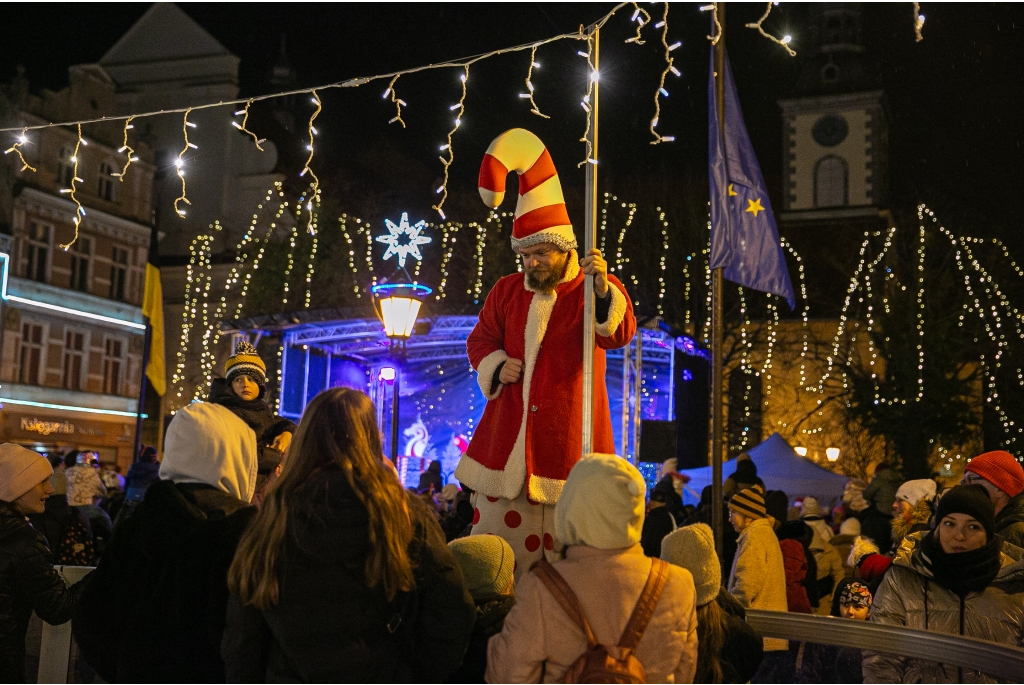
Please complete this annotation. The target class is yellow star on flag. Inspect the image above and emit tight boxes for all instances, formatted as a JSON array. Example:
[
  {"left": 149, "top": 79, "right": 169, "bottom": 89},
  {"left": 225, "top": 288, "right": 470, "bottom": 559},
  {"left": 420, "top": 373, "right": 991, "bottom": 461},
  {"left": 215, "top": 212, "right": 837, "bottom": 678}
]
[
  {"left": 727, "top": 183, "right": 737, "bottom": 197},
  {"left": 745, "top": 197, "right": 765, "bottom": 217}
]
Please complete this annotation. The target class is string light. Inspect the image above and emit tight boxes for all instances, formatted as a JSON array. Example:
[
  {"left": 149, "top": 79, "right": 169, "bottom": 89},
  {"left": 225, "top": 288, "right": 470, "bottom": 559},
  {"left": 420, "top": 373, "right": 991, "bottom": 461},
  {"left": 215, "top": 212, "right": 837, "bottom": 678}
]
[
  {"left": 649, "top": 3, "right": 679, "bottom": 145},
  {"left": 282, "top": 218, "right": 299, "bottom": 306},
  {"left": 433, "top": 66, "right": 469, "bottom": 220},
  {"left": 704, "top": 3, "right": 723, "bottom": 46},
  {"left": 231, "top": 99, "right": 266, "bottom": 151},
  {"left": 58, "top": 124, "right": 86, "bottom": 251},
  {"left": 339, "top": 215, "right": 362, "bottom": 298},
  {"left": 384, "top": 74, "right": 407, "bottom": 127},
  {"left": 471, "top": 220, "right": 486, "bottom": 303},
  {"left": 656, "top": 207, "right": 669, "bottom": 314},
  {"left": 300, "top": 90, "right": 322, "bottom": 234},
  {"left": 174, "top": 107, "right": 196, "bottom": 218},
  {"left": 745, "top": 2, "right": 797, "bottom": 56},
  {"left": 578, "top": 34, "right": 598, "bottom": 167},
  {"left": 913, "top": 2, "right": 925, "bottom": 42},
  {"left": 520, "top": 46, "right": 550, "bottom": 119},
  {"left": 4, "top": 128, "right": 36, "bottom": 172},
  {"left": 625, "top": 2, "right": 651, "bottom": 44},
  {"left": 305, "top": 209, "right": 319, "bottom": 308},
  {"left": 112, "top": 116, "right": 138, "bottom": 181}
]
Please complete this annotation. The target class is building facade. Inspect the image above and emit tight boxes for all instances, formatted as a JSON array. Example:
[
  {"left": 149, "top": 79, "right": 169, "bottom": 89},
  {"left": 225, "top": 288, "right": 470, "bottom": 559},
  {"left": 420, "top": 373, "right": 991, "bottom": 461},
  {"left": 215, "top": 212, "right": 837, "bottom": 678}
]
[{"left": 0, "top": 64, "right": 156, "bottom": 470}]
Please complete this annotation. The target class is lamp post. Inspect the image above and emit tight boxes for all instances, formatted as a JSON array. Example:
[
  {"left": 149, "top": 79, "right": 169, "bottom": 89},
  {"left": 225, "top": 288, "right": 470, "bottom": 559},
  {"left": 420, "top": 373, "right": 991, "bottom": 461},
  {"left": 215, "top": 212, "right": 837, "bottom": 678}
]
[{"left": 371, "top": 282, "right": 431, "bottom": 462}]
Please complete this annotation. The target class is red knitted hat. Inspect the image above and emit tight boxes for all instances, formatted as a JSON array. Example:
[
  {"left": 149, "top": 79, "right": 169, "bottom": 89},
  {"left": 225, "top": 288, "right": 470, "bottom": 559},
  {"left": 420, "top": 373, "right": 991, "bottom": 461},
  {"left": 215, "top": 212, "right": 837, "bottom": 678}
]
[
  {"left": 965, "top": 450, "right": 1024, "bottom": 498},
  {"left": 478, "top": 128, "right": 576, "bottom": 253}
]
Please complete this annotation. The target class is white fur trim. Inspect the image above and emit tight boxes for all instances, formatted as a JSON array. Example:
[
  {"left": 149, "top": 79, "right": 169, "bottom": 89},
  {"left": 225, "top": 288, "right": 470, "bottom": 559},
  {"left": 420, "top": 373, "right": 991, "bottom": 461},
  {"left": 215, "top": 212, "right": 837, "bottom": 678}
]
[
  {"left": 511, "top": 225, "right": 577, "bottom": 253},
  {"left": 455, "top": 452, "right": 513, "bottom": 498},
  {"left": 528, "top": 473, "right": 566, "bottom": 505},
  {"left": 595, "top": 280, "right": 628, "bottom": 338},
  {"left": 474, "top": 349, "right": 509, "bottom": 400},
  {"left": 523, "top": 250, "right": 580, "bottom": 294}
]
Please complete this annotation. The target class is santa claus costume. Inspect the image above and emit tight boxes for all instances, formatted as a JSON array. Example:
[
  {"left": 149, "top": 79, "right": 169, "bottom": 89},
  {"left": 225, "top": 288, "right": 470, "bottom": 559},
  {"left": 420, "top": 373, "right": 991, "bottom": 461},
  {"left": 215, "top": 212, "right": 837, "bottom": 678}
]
[{"left": 455, "top": 128, "right": 636, "bottom": 574}]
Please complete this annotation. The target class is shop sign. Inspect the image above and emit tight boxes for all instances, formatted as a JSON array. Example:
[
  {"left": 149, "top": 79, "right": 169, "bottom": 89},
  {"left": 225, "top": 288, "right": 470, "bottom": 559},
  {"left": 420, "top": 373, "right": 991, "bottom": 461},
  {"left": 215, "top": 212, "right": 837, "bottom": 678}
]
[{"left": 20, "top": 417, "right": 75, "bottom": 436}]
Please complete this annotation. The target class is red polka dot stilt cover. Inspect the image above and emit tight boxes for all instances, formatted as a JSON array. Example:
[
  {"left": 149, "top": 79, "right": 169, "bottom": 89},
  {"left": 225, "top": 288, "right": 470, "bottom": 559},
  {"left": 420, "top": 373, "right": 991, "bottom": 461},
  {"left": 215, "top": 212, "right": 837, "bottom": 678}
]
[
  {"left": 477, "top": 128, "right": 577, "bottom": 253},
  {"left": 471, "top": 490, "right": 560, "bottom": 579}
]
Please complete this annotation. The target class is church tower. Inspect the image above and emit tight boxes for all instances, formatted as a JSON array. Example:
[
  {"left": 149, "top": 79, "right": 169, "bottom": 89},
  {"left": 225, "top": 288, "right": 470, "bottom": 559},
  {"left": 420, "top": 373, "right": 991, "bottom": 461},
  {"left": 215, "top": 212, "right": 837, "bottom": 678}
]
[{"left": 778, "top": 3, "right": 890, "bottom": 312}]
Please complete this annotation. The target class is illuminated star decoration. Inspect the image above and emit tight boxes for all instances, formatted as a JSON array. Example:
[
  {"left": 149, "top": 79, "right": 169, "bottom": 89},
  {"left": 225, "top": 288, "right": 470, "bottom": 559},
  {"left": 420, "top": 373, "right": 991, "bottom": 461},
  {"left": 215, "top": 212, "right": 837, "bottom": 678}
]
[
  {"left": 745, "top": 197, "right": 765, "bottom": 217},
  {"left": 376, "top": 212, "right": 432, "bottom": 268}
]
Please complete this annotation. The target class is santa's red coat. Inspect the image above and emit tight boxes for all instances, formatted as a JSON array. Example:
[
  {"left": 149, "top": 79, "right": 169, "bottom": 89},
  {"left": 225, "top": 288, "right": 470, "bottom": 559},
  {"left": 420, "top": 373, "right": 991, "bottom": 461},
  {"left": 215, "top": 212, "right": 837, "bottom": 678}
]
[{"left": 455, "top": 256, "right": 636, "bottom": 504}]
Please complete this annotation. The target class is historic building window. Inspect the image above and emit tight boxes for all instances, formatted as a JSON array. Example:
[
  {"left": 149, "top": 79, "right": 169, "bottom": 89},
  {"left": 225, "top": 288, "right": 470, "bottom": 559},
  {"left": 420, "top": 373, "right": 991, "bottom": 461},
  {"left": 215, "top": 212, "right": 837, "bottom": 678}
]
[
  {"left": 57, "top": 146, "right": 74, "bottom": 187},
  {"left": 19, "top": 322, "right": 45, "bottom": 385},
  {"left": 98, "top": 161, "right": 118, "bottom": 202},
  {"left": 70, "top": 237, "right": 92, "bottom": 293},
  {"left": 109, "top": 246, "right": 129, "bottom": 301},
  {"left": 25, "top": 222, "right": 51, "bottom": 283},
  {"left": 63, "top": 330, "right": 86, "bottom": 391},
  {"left": 102, "top": 337, "right": 124, "bottom": 395},
  {"left": 814, "top": 155, "right": 849, "bottom": 208}
]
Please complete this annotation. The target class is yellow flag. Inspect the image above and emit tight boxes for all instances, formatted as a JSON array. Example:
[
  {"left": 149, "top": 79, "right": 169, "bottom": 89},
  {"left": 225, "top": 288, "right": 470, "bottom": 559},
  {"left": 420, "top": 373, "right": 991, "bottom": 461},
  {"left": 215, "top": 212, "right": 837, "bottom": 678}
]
[{"left": 142, "top": 263, "right": 166, "bottom": 396}]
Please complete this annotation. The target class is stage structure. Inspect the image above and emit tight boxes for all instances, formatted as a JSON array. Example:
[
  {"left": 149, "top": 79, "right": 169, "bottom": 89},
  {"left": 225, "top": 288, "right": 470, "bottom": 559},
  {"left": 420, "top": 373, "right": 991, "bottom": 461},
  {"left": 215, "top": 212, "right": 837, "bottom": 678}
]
[{"left": 228, "top": 314, "right": 704, "bottom": 488}]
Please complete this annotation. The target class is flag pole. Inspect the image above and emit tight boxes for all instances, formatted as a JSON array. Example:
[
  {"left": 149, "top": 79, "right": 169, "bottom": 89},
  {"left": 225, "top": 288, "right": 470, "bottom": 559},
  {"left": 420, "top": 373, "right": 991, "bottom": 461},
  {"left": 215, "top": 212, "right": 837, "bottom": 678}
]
[
  {"left": 581, "top": 25, "right": 600, "bottom": 457},
  {"left": 711, "top": 2, "right": 727, "bottom": 560}
]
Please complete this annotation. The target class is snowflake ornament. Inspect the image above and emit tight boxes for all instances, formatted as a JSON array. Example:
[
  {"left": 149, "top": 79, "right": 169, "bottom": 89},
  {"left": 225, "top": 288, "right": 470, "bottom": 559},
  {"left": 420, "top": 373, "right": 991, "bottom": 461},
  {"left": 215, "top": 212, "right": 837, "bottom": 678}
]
[{"left": 376, "top": 212, "right": 432, "bottom": 268}]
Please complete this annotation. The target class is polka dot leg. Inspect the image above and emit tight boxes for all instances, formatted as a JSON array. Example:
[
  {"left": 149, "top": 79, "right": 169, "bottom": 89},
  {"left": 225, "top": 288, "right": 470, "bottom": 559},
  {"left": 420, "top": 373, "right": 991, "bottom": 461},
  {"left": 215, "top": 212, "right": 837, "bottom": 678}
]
[{"left": 470, "top": 490, "right": 561, "bottom": 579}]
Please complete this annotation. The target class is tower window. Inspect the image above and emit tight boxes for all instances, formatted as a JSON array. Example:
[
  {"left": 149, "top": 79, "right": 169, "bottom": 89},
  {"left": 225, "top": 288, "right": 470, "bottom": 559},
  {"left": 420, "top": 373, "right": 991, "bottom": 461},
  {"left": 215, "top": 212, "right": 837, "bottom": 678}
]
[{"left": 814, "top": 155, "right": 849, "bottom": 208}]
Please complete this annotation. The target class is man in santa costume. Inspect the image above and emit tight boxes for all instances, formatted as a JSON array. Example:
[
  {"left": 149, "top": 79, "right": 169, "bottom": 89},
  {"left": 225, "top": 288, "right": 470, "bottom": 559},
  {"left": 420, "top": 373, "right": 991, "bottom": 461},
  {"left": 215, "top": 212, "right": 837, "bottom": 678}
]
[{"left": 455, "top": 128, "right": 636, "bottom": 574}]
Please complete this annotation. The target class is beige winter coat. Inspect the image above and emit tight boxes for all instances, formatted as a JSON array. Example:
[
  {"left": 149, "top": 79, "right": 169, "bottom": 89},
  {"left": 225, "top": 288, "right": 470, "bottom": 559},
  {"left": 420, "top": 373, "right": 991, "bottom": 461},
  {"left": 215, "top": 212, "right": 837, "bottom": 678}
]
[
  {"left": 727, "top": 517, "right": 789, "bottom": 651},
  {"left": 863, "top": 532, "right": 1024, "bottom": 683},
  {"left": 486, "top": 544, "right": 698, "bottom": 683}
]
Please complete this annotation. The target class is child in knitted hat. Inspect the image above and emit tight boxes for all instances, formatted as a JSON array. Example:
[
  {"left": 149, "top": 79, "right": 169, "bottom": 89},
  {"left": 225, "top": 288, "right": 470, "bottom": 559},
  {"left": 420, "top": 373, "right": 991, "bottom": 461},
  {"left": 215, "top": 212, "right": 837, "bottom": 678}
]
[
  {"left": 208, "top": 341, "right": 297, "bottom": 493},
  {"left": 448, "top": 535, "right": 515, "bottom": 682}
]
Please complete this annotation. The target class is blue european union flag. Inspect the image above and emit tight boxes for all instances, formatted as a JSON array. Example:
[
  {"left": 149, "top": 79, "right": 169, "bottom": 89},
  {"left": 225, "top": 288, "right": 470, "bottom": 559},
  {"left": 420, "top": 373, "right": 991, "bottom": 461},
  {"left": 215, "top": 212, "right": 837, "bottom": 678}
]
[{"left": 709, "top": 46, "right": 795, "bottom": 309}]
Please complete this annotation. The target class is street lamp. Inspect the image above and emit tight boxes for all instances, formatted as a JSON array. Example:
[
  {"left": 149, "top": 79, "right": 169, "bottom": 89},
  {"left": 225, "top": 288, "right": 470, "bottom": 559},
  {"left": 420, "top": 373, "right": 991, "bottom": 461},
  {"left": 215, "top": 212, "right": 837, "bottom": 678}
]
[
  {"left": 371, "top": 282, "right": 431, "bottom": 462},
  {"left": 826, "top": 447, "right": 841, "bottom": 462}
]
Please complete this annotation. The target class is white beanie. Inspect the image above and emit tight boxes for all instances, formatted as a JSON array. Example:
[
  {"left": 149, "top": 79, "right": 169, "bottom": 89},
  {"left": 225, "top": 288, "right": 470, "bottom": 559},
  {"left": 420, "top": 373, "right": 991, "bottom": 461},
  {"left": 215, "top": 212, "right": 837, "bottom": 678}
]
[
  {"left": 555, "top": 453, "right": 646, "bottom": 550},
  {"left": 0, "top": 443, "right": 53, "bottom": 502},
  {"left": 801, "top": 496, "right": 821, "bottom": 518},
  {"left": 160, "top": 402, "right": 258, "bottom": 503},
  {"left": 895, "top": 479, "right": 937, "bottom": 507},
  {"left": 839, "top": 517, "right": 862, "bottom": 536},
  {"left": 661, "top": 523, "right": 720, "bottom": 606}
]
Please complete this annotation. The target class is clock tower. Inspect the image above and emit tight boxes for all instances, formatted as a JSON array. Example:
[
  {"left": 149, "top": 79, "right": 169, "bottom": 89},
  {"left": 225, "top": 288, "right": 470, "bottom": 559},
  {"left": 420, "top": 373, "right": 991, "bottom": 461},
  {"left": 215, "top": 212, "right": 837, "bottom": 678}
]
[{"left": 777, "top": 3, "right": 890, "bottom": 313}]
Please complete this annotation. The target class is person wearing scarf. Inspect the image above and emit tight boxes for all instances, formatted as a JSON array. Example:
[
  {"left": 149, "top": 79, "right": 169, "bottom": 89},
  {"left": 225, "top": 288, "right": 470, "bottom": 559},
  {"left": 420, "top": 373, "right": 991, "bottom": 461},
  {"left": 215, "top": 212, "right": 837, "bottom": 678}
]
[{"left": 863, "top": 485, "right": 1024, "bottom": 684}]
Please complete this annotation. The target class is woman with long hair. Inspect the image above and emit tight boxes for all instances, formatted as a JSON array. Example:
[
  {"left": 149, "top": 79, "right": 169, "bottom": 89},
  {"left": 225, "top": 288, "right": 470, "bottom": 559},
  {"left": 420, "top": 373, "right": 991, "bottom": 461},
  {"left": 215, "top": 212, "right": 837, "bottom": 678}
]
[
  {"left": 661, "top": 523, "right": 764, "bottom": 684},
  {"left": 222, "top": 388, "right": 475, "bottom": 682}
]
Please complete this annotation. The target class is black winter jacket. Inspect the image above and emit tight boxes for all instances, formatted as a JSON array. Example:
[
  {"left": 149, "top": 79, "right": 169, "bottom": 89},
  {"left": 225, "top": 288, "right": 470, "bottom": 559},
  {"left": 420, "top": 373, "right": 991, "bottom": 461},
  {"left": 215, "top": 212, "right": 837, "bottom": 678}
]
[
  {"left": 996, "top": 492, "right": 1024, "bottom": 549},
  {"left": 73, "top": 480, "right": 255, "bottom": 683},
  {"left": 221, "top": 470, "right": 476, "bottom": 682},
  {"left": 0, "top": 500, "right": 89, "bottom": 683},
  {"left": 27, "top": 494, "right": 95, "bottom": 566}
]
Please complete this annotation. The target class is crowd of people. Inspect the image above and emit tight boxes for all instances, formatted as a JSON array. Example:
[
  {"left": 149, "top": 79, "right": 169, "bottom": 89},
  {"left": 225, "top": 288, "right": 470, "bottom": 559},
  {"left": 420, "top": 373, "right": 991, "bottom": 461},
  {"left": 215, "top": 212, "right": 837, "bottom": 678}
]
[{"left": 1, "top": 340, "right": 1023, "bottom": 683}]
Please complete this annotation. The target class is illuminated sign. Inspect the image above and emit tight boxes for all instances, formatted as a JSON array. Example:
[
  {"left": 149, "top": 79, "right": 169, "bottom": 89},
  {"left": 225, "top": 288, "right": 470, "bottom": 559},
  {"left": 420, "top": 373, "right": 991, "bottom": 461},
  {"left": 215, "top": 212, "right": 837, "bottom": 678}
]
[{"left": 375, "top": 213, "right": 432, "bottom": 268}]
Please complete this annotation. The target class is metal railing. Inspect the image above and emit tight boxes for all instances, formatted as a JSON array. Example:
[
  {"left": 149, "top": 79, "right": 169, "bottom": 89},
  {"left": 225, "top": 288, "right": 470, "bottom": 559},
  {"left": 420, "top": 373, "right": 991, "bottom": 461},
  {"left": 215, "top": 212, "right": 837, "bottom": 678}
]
[
  {"left": 746, "top": 609, "right": 1024, "bottom": 682},
  {"left": 33, "top": 566, "right": 94, "bottom": 684}
]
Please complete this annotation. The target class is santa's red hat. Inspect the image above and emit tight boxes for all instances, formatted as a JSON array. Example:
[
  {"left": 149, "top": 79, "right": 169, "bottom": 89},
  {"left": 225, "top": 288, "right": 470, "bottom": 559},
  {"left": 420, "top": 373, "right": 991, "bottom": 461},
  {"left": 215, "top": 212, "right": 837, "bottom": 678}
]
[{"left": 478, "top": 128, "right": 576, "bottom": 252}]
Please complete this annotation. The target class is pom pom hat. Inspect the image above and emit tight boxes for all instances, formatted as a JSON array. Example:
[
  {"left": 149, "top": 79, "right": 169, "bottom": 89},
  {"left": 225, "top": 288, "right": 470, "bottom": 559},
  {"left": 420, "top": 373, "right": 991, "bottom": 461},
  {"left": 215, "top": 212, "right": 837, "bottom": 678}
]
[
  {"left": 478, "top": 129, "right": 576, "bottom": 252},
  {"left": 224, "top": 340, "right": 266, "bottom": 386}
]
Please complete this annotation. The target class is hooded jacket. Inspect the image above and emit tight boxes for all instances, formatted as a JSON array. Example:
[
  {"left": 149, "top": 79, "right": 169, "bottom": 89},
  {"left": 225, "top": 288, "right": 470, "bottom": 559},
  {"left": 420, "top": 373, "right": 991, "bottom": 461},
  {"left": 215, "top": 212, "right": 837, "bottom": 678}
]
[
  {"left": 863, "top": 532, "right": 1024, "bottom": 684},
  {"left": 890, "top": 497, "right": 934, "bottom": 553},
  {"left": 0, "top": 500, "right": 89, "bottom": 683},
  {"left": 73, "top": 401, "right": 259, "bottom": 683},
  {"left": 221, "top": 473, "right": 476, "bottom": 683},
  {"left": 778, "top": 539, "right": 813, "bottom": 614}
]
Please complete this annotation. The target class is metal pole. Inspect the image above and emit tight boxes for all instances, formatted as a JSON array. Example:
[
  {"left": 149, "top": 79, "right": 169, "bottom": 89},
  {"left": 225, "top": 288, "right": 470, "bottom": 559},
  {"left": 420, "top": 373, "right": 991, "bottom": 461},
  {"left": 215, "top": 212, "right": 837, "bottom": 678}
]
[
  {"left": 132, "top": 322, "right": 151, "bottom": 462},
  {"left": 711, "top": 3, "right": 727, "bottom": 560},
  {"left": 581, "top": 26, "right": 600, "bottom": 457},
  {"left": 390, "top": 365, "right": 400, "bottom": 463},
  {"left": 668, "top": 333, "right": 676, "bottom": 421},
  {"left": 632, "top": 331, "right": 643, "bottom": 463},
  {"left": 620, "top": 346, "right": 630, "bottom": 458}
]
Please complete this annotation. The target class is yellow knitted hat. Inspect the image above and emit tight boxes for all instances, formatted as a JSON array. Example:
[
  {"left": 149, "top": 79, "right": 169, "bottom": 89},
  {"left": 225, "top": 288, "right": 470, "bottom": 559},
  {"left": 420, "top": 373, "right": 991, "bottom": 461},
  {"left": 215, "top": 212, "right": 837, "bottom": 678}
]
[{"left": 224, "top": 341, "right": 266, "bottom": 385}]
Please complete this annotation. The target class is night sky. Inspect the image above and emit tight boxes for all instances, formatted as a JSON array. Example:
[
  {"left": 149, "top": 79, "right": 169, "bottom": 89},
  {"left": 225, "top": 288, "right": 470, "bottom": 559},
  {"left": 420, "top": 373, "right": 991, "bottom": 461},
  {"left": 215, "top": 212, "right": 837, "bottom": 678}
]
[{"left": 2, "top": 3, "right": 1023, "bottom": 249}]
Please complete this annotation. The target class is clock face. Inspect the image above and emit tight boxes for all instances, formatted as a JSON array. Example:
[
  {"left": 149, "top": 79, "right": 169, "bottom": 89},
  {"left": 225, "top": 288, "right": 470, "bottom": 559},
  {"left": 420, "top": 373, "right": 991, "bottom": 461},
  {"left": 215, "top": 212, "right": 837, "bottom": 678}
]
[{"left": 812, "top": 114, "right": 849, "bottom": 147}]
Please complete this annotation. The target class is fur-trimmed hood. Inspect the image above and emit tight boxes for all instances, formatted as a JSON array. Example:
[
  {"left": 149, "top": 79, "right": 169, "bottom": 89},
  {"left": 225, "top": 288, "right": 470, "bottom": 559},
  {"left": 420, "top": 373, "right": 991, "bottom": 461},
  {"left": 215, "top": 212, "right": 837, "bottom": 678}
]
[{"left": 891, "top": 496, "right": 933, "bottom": 546}]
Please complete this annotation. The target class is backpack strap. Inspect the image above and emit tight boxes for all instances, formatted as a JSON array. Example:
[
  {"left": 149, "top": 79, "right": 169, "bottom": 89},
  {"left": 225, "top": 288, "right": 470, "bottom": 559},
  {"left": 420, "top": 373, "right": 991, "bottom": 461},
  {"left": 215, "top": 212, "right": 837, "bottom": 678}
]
[
  {"left": 618, "top": 558, "right": 670, "bottom": 651},
  {"left": 531, "top": 559, "right": 598, "bottom": 647}
]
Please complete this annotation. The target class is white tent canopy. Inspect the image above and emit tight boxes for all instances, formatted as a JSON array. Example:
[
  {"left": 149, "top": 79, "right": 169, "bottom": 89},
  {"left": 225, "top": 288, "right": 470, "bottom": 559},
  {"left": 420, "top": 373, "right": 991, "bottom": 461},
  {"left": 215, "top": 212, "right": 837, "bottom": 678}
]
[{"left": 679, "top": 433, "right": 848, "bottom": 506}]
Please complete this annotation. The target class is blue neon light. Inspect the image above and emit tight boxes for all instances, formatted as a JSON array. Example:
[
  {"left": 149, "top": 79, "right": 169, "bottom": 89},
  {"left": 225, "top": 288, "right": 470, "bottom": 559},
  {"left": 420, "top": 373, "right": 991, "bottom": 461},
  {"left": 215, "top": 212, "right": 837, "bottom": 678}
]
[{"left": 0, "top": 397, "right": 146, "bottom": 418}]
